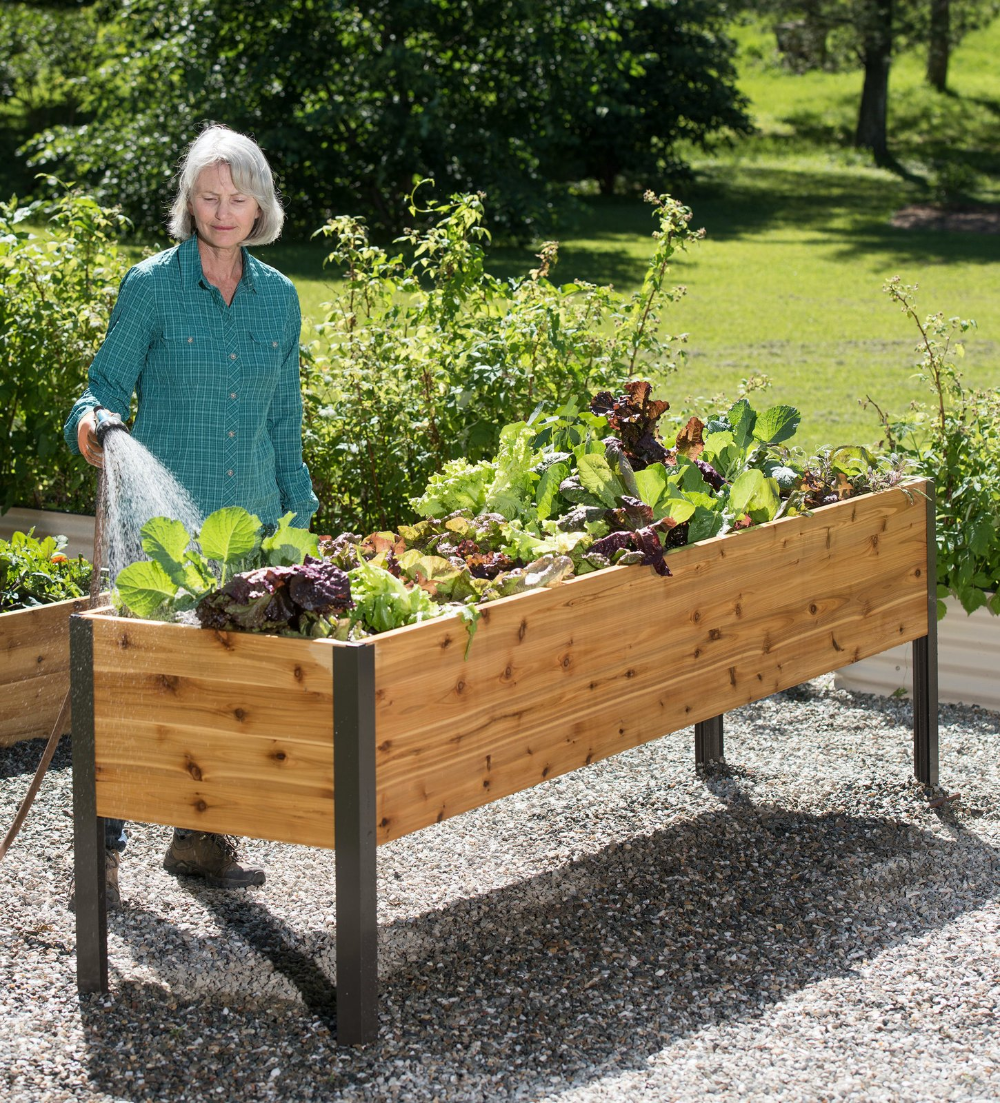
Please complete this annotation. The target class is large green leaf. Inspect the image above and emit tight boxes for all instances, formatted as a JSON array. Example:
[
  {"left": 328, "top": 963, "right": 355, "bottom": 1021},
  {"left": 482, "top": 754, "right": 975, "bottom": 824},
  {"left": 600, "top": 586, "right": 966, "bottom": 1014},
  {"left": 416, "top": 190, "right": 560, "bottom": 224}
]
[
  {"left": 199, "top": 507, "right": 262, "bottom": 563},
  {"left": 535, "top": 460, "right": 570, "bottom": 521},
  {"left": 261, "top": 512, "right": 320, "bottom": 566},
  {"left": 730, "top": 469, "right": 781, "bottom": 523},
  {"left": 727, "top": 398, "right": 756, "bottom": 451},
  {"left": 140, "top": 516, "right": 196, "bottom": 586},
  {"left": 115, "top": 560, "right": 178, "bottom": 618},
  {"left": 634, "top": 463, "right": 697, "bottom": 524},
  {"left": 753, "top": 404, "right": 801, "bottom": 446},
  {"left": 577, "top": 453, "right": 622, "bottom": 508}
]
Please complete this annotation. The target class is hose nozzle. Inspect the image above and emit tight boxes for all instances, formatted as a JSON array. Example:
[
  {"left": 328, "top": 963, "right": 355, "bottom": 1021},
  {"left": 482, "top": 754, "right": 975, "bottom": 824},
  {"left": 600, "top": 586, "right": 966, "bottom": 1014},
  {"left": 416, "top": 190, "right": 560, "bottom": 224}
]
[{"left": 94, "top": 406, "right": 128, "bottom": 446}]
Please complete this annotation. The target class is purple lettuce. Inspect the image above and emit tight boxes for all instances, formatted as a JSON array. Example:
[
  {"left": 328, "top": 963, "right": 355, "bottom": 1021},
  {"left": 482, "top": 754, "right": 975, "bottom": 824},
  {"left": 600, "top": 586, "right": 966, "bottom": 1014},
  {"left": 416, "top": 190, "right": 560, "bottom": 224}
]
[{"left": 197, "top": 557, "right": 353, "bottom": 634}]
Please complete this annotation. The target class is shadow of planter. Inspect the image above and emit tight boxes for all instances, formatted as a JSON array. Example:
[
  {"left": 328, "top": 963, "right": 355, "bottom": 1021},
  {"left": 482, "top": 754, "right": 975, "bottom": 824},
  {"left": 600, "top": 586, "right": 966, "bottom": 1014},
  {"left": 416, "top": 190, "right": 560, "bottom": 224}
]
[{"left": 77, "top": 798, "right": 999, "bottom": 1099}]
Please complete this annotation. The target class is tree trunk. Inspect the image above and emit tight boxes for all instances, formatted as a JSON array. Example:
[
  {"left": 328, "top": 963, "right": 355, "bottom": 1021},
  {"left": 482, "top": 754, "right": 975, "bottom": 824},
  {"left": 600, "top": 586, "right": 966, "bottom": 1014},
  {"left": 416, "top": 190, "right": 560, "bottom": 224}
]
[
  {"left": 855, "top": 0, "right": 893, "bottom": 162},
  {"left": 926, "top": 0, "right": 950, "bottom": 91}
]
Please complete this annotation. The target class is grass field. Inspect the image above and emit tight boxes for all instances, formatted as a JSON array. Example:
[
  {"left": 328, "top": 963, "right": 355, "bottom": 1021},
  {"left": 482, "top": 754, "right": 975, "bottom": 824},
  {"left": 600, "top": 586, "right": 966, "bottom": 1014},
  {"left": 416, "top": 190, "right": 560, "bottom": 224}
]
[{"left": 261, "top": 17, "right": 1000, "bottom": 456}]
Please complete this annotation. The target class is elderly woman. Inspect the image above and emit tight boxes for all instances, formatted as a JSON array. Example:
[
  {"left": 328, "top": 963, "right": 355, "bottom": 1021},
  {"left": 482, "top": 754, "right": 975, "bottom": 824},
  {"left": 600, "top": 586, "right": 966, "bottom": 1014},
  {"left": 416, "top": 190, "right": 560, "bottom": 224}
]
[{"left": 65, "top": 125, "right": 317, "bottom": 905}]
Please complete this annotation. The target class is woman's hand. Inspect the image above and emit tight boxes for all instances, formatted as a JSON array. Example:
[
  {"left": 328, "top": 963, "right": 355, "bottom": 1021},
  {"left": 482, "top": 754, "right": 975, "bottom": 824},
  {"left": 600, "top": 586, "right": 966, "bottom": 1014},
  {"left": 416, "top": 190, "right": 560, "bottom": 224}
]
[{"left": 77, "top": 409, "right": 120, "bottom": 468}]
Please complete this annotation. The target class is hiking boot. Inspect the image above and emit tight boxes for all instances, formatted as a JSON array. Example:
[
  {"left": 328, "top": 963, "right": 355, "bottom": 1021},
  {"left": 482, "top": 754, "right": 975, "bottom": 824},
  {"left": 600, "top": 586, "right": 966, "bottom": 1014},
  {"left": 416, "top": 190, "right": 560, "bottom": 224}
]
[
  {"left": 162, "top": 831, "right": 265, "bottom": 888},
  {"left": 69, "top": 849, "right": 122, "bottom": 913}
]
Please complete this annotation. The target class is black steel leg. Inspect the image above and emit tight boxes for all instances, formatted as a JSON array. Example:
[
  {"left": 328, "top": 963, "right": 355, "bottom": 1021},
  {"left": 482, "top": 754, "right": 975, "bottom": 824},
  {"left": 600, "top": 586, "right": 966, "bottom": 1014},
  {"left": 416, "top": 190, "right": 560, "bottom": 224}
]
[
  {"left": 695, "top": 714, "right": 725, "bottom": 764},
  {"left": 70, "top": 615, "right": 108, "bottom": 992},
  {"left": 913, "top": 486, "right": 939, "bottom": 787},
  {"left": 333, "top": 644, "right": 378, "bottom": 1045}
]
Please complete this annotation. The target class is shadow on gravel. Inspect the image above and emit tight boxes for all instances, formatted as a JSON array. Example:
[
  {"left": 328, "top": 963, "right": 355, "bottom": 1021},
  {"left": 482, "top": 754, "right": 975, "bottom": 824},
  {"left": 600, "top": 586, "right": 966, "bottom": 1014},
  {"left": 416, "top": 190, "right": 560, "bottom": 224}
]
[
  {"left": 0, "top": 734, "right": 72, "bottom": 780},
  {"left": 76, "top": 793, "right": 1000, "bottom": 1102}
]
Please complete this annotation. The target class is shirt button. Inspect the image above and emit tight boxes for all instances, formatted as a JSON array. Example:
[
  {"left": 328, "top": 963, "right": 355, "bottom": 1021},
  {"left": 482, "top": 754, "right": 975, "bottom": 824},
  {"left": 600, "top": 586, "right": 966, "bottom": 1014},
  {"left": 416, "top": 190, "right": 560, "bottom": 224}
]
[
  {"left": 227, "top": 470, "right": 234, "bottom": 477},
  {"left": 272, "top": 341, "right": 278, "bottom": 348},
  {"left": 228, "top": 431, "right": 235, "bottom": 438},
  {"left": 230, "top": 392, "right": 237, "bottom": 399},
  {"left": 230, "top": 353, "right": 237, "bottom": 360},
  {"left": 187, "top": 337, "right": 193, "bottom": 344}
]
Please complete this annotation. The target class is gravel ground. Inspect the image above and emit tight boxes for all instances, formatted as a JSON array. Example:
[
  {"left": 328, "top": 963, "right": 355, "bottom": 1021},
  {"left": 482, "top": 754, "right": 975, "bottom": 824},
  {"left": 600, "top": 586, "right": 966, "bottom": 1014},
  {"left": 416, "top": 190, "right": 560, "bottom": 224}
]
[{"left": 2, "top": 674, "right": 999, "bottom": 1103}]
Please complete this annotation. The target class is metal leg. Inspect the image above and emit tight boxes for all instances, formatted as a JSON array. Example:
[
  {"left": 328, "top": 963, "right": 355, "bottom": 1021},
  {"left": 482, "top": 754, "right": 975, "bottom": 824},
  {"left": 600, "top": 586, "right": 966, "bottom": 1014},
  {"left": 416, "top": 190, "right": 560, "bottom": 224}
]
[
  {"left": 70, "top": 615, "right": 108, "bottom": 993},
  {"left": 913, "top": 486, "right": 939, "bottom": 787},
  {"left": 695, "top": 714, "right": 724, "bottom": 764},
  {"left": 333, "top": 644, "right": 378, "bottom": 1045}
]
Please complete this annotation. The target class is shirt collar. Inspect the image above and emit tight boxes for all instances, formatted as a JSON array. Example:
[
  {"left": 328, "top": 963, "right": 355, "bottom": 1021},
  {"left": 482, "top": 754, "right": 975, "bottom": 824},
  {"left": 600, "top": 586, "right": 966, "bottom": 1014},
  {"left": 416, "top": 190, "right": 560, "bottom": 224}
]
[{"left": 177, "top": 234, "right": 257, "bottom": 294}]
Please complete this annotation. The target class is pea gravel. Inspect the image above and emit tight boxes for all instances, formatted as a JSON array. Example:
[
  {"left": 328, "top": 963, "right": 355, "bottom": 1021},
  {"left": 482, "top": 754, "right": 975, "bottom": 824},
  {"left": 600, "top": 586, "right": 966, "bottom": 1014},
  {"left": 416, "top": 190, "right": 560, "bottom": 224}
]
[{"left": 2, "top": 674, "right": 998, "bottom": 1103}]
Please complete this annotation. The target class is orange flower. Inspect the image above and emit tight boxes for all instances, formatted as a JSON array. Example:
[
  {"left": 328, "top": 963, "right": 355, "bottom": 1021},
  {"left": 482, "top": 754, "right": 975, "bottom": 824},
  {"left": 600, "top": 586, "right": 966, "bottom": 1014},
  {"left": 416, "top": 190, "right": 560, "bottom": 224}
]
[{"left": 50, "top": 553, "right": 68, "bottom": 563}]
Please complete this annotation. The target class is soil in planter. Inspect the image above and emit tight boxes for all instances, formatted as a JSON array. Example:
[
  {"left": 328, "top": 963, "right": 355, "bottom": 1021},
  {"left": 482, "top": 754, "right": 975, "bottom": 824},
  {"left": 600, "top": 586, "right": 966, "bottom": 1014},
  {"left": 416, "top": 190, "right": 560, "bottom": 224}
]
[{"left": 100, "top": 431, "right": 201, "bottom": 583}]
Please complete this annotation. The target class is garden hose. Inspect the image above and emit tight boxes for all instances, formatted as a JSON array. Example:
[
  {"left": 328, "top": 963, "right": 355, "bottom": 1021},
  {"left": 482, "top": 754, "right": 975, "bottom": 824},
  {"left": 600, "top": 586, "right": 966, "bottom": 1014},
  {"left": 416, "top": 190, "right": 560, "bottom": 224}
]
[{"left": 0, "top": 438, "right": 114, "bottom": 864}]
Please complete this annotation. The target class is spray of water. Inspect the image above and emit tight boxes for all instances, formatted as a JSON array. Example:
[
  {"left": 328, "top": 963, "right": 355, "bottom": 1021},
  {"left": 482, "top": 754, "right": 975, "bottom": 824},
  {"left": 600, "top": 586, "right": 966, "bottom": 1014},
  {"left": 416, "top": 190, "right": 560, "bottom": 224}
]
[{"left": 100, "top": 432, "right": 202, "bottom": 585}]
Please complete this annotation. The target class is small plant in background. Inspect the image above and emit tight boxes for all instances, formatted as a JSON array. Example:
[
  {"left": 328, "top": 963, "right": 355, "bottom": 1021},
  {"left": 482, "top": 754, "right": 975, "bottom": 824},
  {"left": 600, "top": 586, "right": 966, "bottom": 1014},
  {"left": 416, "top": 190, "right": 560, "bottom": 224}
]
[
  {"left": 0, "top": 529, "right": 92, "bottom": 612},
  {"left": 302, "top": 184, "right": 700, "bottom": 534},
  {"left": 870, "top": 277, "right": 1000, "bottom": 617},
  {"left": 0, "top": 181, "right": 133, "bottom": 514}
]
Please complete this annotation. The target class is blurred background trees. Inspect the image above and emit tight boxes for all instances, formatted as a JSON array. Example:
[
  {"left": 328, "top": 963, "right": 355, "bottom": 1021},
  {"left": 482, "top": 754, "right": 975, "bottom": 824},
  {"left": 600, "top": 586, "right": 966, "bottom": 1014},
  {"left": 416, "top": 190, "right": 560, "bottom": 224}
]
[{"left": 4, "top": 0, "right": 751, "bottom": 237}]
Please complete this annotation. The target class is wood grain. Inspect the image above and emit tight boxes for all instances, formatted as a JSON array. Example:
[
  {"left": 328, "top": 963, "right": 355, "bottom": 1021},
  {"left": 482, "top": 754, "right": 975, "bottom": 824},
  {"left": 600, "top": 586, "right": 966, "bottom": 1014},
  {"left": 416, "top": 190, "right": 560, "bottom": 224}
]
[
  {"left": 89, "top": 615, "right": 336, "bottom": 848},
  {"left": 1, "top": 597, "right": 89, "bottom": 746},
  {"left": 371, "top": 483, "right": 931, "bottom": 843}
]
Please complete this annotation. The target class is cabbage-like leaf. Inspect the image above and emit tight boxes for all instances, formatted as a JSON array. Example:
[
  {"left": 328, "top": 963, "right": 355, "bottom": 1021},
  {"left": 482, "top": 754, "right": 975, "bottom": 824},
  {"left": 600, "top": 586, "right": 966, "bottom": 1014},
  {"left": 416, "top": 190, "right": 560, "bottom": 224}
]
[
  {"left": 633, "top": 464, "right": 697, "bottom": 525},
  {"left": 729, "top": 469, "right": 781, "bottom": 523},
  {"left": 261, "top": 512, "right": 319, "bottom": 566},
  {"left": 752, "top": 404, "right": 800, "bottom": 446},
  {"left": 115, "top": 560, "right": 179, "bottom": 618},
  {"left": 727, "top": 399, "right": 756, "bottom": 450},
  {"left": 139, "top": 516, "right": 209, "bottom": 590},
  {"left": 199, "top": 507, "right": 261, "bottom": 563}
]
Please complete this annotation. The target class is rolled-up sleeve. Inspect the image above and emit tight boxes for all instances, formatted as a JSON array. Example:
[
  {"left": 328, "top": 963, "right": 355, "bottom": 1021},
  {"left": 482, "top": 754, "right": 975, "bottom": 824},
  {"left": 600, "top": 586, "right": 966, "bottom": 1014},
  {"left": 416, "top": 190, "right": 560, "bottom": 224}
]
[
  {"left": 64, "top": 267, "right": 155, "bottom": 452},
  {"left": 267, "top": 291, "right": 318, "bottom": 525}
]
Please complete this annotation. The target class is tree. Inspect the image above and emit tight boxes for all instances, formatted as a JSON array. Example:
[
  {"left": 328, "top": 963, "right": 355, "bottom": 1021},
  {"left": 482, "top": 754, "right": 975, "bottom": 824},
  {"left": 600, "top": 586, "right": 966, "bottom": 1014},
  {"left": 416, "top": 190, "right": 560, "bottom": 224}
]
[
  {"left": 751, "top": 0, "right": 1000, "bottom": 162},
  {"left": 923, "top": 0, "right": 999, "bottom": 91},
  {"left": 20, "top": 0, "right": 750, "bottom": 237}
]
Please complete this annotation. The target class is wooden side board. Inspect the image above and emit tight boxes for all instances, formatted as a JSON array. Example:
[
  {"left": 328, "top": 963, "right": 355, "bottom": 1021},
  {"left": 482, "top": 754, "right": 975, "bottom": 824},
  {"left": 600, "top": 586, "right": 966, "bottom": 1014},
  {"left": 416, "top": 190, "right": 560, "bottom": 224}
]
[
  {"left": 371, "top": 482, "right": 932, "bottom": 843},
  {"left": 87, "top": 616, "right": 335, "bottom": 847},
  {"left": 1, "top": 597, "right": 90, "bottom": 746}
]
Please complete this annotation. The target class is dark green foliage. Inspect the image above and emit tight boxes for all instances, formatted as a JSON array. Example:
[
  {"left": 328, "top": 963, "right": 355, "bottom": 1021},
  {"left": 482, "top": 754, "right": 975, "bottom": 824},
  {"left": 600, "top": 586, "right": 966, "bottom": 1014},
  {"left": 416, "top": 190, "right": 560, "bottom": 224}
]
[
  {"left": 302, "top": 187, "right": 700, "bottom": 534},
  {"left": 1, "top": 528, "right": 92, "bottom": 612},
  {"left": 20, "top": 0, "right": 750, "bottom": 237},
  {"left": 0, "top": 186, "right": 133, "bottom": 514}
]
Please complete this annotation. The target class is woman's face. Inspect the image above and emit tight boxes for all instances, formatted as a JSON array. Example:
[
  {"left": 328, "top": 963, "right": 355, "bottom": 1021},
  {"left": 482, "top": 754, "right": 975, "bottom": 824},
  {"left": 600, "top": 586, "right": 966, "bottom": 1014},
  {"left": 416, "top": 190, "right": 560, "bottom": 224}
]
[{"left": 188, "top": 162, "right": 261, "bottom": 251}]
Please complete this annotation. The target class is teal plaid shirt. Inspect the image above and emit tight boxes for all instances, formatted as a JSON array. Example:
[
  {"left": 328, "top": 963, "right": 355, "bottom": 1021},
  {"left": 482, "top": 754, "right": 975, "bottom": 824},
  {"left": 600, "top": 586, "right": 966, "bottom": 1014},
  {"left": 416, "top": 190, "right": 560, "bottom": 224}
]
[{"left": 64, "top": 235, "right": 318, "bottom": 526}]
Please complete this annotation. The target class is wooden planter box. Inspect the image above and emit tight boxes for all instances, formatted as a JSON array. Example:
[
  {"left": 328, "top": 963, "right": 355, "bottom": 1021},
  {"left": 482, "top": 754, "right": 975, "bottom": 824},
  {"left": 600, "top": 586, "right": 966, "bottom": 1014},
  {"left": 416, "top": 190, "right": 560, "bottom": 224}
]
[
  {"left": 71, "top": 480, "right": 939, "bottom": 1044},
  {"left": 834, "top": 596, "right": 1000, "bottom": 712},
  {"left": 0, "top": 596, "right": 91, "bottom": 747},
  {"left": 0, "top": 507, "right": 96, "bottom": 560}
]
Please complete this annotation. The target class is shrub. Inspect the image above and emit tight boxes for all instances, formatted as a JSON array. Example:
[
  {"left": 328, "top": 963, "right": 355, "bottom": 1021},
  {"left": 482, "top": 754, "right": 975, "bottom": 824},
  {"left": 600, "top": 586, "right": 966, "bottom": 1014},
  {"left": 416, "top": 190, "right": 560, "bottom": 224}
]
[
  {"left": 871, "top": 278, "right": 1000, "bottom": 617},
  {"left": 302, "top": 186, "right": 701, "bottom": 534},
  {"left": 0, "top": 184, "right": 132, "bottom": 514}
]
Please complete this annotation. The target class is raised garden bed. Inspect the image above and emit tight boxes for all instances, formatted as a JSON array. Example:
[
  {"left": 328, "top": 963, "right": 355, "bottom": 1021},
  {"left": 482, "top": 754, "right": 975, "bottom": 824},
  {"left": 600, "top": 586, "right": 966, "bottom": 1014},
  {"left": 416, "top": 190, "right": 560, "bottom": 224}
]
[
  {"left": 1, "top": 596, "right": 91, "bottom": 747},
  {"left": 71, "top": 479, "right": 938, "bottom": 1044}
]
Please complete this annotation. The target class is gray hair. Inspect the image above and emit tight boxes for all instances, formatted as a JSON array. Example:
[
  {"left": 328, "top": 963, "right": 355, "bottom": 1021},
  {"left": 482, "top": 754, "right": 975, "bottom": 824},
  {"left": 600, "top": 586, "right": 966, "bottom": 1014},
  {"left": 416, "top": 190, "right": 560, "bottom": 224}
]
[{"left": 168, "top": 124, "right": 285, "bottom": 245}]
